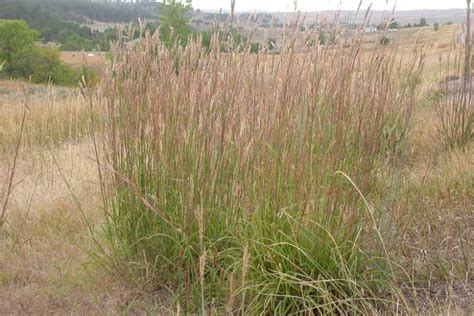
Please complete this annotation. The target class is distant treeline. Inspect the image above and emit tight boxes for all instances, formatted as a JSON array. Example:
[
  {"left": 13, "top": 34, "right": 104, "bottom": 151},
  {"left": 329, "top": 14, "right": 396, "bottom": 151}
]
[
  {"left": 0, "top": 0, "right": 162, "bottom": 51},
  {"left": 0, "top": 1, "right": 160, "bottom": 23}
]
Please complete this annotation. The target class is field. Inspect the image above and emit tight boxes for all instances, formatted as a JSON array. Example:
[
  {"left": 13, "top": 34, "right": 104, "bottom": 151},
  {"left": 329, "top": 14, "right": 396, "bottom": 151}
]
[
  {"left": 0, "top": 23, "right": 472, "bottom": 314},
  {"left": 60, "top": 51, "right": 105, "bottom": 70}
]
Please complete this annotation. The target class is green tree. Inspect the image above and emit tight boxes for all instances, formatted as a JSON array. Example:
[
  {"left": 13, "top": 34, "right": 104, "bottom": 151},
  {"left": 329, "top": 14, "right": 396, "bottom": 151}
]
[
  {"left": 389, "top": 18, "right": 399, "bottom": 29},
  {"left": 0, "top": 19, "right": 39, "bottom": 76},
  {"left": 419, "top": 17, "right": 427, "bottom": 27},
  {"left": 30, "top": 47, "right": 77, "bottom": 86},
  {"left": 159, "top": 0, "right": 192, "bottom": 47},
  {"left": 30, "top": 47, "right": 60, "bottom": 83},
  {"left": 0, "top": 19, "right": 80, "bottom": 86}
]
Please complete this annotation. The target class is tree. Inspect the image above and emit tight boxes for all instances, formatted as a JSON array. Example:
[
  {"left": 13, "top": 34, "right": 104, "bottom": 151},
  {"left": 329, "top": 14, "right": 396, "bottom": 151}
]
[
  {"left": 434, "top": 23, "right": 440, "bottom": 31},
  {"left": 30, "top": 47, "right": 60, "bottom": 84},
  {"left": 0, "top": 19, "right": 39, "bottom": 76},
  {"left": 419, "top": 17, "right": 427, "bottom": 27},
  {"left": 0, "top": 19, "right": 78, "bottom": 86},
  {"left": 388, "top": 18, "right": 399, "bottom": 29},
  {"left": 159, "top": 0, "right": 192, "bottom": 47}
]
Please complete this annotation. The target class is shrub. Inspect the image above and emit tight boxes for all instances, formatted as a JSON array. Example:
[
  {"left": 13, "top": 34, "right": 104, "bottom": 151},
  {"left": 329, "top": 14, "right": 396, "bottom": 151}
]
[
  {"left": 7, "top": 45, "right": 78, "bottom": 86},
  {"left": 249, "top": 42, "right": 262, "bottom": 53},
  {"left": 29, "top": 47, "right": 78, "bottom": 86},
  {"left": 52, "top": 63, "right": 79, "bottom": 86},
  {"left": 380, "top": 36, "right": 390, "bottom": 45},
  {"left": 96, "top": 31, "right": 423, "bottom": 314},
  {"left": 30, "top": 47, "right": 60, "bottom": 84}
]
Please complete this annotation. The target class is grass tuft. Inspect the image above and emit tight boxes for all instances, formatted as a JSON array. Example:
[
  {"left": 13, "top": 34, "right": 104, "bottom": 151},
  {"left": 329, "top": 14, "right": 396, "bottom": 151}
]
[{"left": 94, "top": 28, "right": 425, "bottom": 314}]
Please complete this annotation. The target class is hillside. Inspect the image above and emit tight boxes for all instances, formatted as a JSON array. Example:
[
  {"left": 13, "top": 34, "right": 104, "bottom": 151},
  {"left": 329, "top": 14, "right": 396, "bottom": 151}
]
[
  {"left": 260, "top": 9, "right": 466, "bottom": 25},
  {"left": 0, "top": 0, "right": 160, "bottom": 23}
]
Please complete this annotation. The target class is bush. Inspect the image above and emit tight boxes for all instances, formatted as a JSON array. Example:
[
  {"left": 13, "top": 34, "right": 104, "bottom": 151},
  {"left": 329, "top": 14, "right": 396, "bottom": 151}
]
[
  {"left": 52, "top": 63, "right": 79, "bottom": 86},
  {"left": 250, "top": 42, "right": 262, "bottom": 53},
  {"left": 96, "top": 32, "right": 423, "bottom": 314},
  {"left": 380, "top": 36, "right": 390, "bottom": 46},
  {"left": 27, "top": 47, "right": 78, "bottom": 86},
  {"left": 30, "top": 47, "right": 60, "bottom": 84}
]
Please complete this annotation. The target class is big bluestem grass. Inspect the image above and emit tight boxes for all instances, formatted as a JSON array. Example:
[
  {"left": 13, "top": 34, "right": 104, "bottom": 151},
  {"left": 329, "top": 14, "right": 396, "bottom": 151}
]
[
  {"left": 96, "top": 27, "right": 423, "bottom": 313},
  {"left": 437, "top": 49, "right": 474, "bottom": 151}
]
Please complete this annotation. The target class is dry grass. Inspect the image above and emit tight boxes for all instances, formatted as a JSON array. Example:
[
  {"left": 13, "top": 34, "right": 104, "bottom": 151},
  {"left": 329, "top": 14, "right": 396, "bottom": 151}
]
[
  {"left": 0, "top": 147, "right": 168, "bottom": 313},
  {"left": 0, "top": 143, "right": 99, "bottom": 313},
  {"left": 0, "top": 85, "right": 162, "bottom": 313},
  {"left": 389, "top": 146, "right": 473, "bottom": 313},
  {"left": 0, "top": 82, "right": 91, "bottom": 152},
  {"left": 384, "top": 62, "right": 473, "bottom": 312},
  {"left": 60, "top": 51, "right": 105, "bottom": 70}
]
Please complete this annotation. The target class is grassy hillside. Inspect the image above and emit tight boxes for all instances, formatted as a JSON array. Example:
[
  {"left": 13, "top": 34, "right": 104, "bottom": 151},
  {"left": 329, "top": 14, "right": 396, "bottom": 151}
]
[
  {"left": 0, "top": 19, "right": 472, "bottom": 315},
  {"left": 0, "top": 0, "right": 160, "bottom": 51}
]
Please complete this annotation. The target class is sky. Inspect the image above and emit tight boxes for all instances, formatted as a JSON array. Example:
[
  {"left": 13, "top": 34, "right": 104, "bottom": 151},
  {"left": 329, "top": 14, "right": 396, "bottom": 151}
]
[{"left": 189, "top": 0, "right": 468, "bottom": 12}]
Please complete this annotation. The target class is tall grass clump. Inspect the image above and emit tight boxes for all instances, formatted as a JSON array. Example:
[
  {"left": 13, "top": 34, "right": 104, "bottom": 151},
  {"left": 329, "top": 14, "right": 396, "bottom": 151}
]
[
  {"left": 96, "top": 28, "right": 423, "bottom": 313},
  {"left": 437, "top": 51, "right": 474, "bottom": 150}
]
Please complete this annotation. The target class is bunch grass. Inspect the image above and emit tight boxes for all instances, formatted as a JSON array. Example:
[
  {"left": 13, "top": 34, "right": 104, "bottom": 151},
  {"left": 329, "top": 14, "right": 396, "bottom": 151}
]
[{"left": 96, "top": 26, "right": 423, "bottom": 314}]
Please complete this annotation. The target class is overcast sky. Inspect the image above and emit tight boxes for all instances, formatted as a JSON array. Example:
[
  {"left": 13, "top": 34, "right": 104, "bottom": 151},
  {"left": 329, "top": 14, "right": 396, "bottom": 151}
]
[{"left": 189, "top": 0, "right": 467, "bottom": 12}]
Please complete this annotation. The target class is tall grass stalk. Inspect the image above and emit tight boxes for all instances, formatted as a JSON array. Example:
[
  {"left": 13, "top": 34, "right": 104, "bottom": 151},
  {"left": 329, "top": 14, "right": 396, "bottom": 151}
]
[
  {"left": 437, "top": 49, "right": 474, "bottom": 150},
  {"left": 0, "top": 97, "right": 27, "bottom": 227},
  {"left": 97, "top": 27, "right": 423, "bottom": 313}
]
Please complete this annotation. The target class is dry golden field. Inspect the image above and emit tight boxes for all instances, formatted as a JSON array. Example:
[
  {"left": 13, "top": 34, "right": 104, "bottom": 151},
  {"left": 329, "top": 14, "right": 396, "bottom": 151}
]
[
  {"left": 60, "top": 51, "right": 105, "bottom": 70},
  {"left": 0, "top": 24, "right": 472, "bottom": 314}
]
